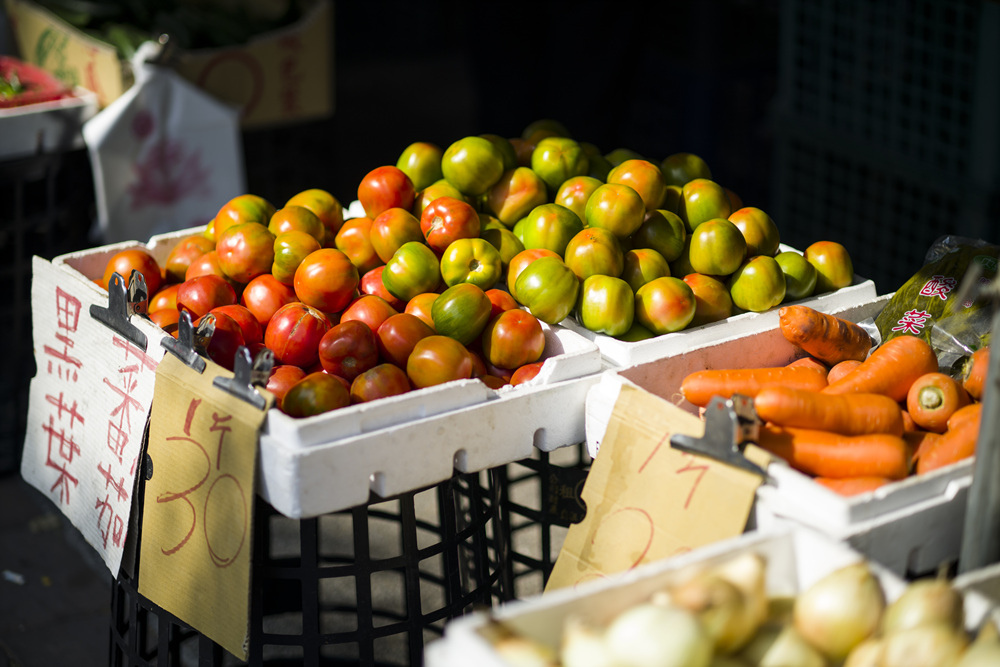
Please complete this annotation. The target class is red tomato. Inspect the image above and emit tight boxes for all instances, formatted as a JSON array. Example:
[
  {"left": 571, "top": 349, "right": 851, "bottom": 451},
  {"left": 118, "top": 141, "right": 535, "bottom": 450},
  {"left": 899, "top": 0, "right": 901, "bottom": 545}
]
[
  {"left": 481, "top": 309, "right": 546, "bottom": 370},
  {"left": 358, "top": 165, "right": 416, "bottom": 219},
  {"left": 102, "top": 248, "right": 162, "bottom": 296},
  {"left": 149, "top": 307, "right": 179, "bottom": 335},
  {"left": 264, "top": 302, "right": 332, "bottom": 368},
  {"left": 339, "top": 294, "right": 398, "bottom": 333},
  {"left": 360, "top": 265, "right": 406, "bottom": 311},
  {"left": 211, "top": 194, "right": 276, "bottom": 241},
  {"left": 176, "top": 275, "right": 237, "bottom": 319},
  {"left": 370, "top": 207, "right": 424, "bottom": 264},
  {"left": 165, "top": 235, "right": 214, "bottom": 284},
  {"left": 376, "top": 312, "right": 435, "bottom": 368},
  {"left": 194, "top": 311, "right": 245, "bottom": 371},
  {"left": 335, "top": 216, "right": 382, "bottom": 275},
  {"left": 216, "top": 221, "right": 276, "bottom": 284},
  {"left": 510, "top": 361, "right": 545, "bottom": 386},
  {"left": 405, "top": 335, "right": 474, "bottom": 389},
  {"left": 317, "top": 320, "right": 379, "bottom": 381},
  {"left": 350, "top": 364, "right": 412, "bottom": 404},
  {"left": 272, "top": 230, "right": 322, "bottom": 285},
  {"left": 149, "top": 283, "right": 181, "bottom": 313},
  {"left": 281, "top": 371, "right": 350, "bottom": 418},
  {"left": 293, "top": 248, "right": 360, "bottom": 313},
  {"left": 419, "top": 196, "right": 481, "bottom": 255},
  {"left": 404, "top": 292, "right": 439, "bottom": 330},
  {"left": 285, "top": 188, "right": 345, "bottom": 242},
  {"left": 267, "top": 205, "right": 325, "bottom": 243},
  {"left": 210, "top": 303, "right": 264, "bottom": 347},
  {"left": 485, "top": 288, "right": 520, "bottom": 319},
  {"left": 240, "top": 273, "right": 298, "bottom": 329},
  {"left": 265, "top": 364, "right": 306, "bottom": 410},
  {"left": 505, "top": 248, "right": 560, "bottom": 302},
  {"left": 185, "top": 250, "right": 227, "bottom": 282}
]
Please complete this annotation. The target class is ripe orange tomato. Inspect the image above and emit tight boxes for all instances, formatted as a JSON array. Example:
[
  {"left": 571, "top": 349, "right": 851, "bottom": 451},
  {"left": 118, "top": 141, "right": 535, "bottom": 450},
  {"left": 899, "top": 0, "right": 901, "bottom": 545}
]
[
  {"left": 102, "top": 248, "right": 163, "bottom": 296},
  {"left": 293, "top": 248, "right": 359, "bottom": 314}
]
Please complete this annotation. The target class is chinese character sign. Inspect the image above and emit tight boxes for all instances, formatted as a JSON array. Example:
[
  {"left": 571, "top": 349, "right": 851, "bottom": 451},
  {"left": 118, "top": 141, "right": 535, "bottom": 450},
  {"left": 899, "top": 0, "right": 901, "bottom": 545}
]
[{"left": 23, "top": 257, "right": 166, "bottom": 576}]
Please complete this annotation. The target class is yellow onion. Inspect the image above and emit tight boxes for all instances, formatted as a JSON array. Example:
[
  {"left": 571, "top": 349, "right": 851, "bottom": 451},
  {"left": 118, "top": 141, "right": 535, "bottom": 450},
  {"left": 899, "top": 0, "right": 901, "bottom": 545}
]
[
  {"left": 956, "top": 627, "right": 1000, "bottom": 667},
  {"left": 671, "top": 573, "right": 758, "bottom": 654},
  {"left": 560, "top": 616, "right": 615, "bottom": 667},
  {"left": 603, "top": 603, "right": 713, "bottom": 667},
  {"left": 738, "top": 623, "right": 826, "bottom": 667},
  {"left": 882, "top": 578, "right": 964, "bottom": 634},
  {"left": 879, "top": 622, "right": 968, "bottom": 667},
  {"left": 493, "top": 634, "right": 559, "bottom": 667},
  {"left": 843, "top": 637, "right": 884, "bottom": 667}
]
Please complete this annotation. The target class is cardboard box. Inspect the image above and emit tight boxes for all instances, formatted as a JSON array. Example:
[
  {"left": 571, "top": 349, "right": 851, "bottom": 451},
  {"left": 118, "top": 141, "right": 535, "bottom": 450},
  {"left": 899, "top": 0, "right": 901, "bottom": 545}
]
[
  {"left": 45, "top": 226, "right": 605, "bottom": 518},
  {"left": 4, "top": 0, "right": 333, "bottom": 128}
]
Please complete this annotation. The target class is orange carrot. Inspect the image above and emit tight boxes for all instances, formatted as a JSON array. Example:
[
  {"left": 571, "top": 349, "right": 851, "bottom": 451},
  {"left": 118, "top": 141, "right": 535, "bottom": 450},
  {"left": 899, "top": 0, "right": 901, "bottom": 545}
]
[
  {"left": 906, "top": 372, "right": 971, "bottom": 433},
  {"left": 915, "top": 408, "right": 982, "bottom": 474},
  {"left": 904, "top": 430, "right": 941, "bottom": 468},
  {"left": 787, "top": 356, "right": 829, "bottom": 373},
  {"left": 901, "top": 409, "right": 917, "bottom": 432},
  {"left": 827, "top": 359, "right": 862, "bottom": 384},
  {"left": 778, "top": 305, "right": 873, "bottom": 366},
  {"left": 962, "top": 346, "right": 990, "bottom": 400},
  {"left": 754, "top": 386, "right": 904, "bottom": 436},
  {"left": 680, "top": 366, "right": 828, "bottom": 408},
  {"left": 756, "top": 425, "right": 910, "bottom": 480},
  {"left": 815, "top": 476, "right": 893, "bottom": 496},
  {"left": 947, "top": 402, "right": 983, "bottom": 431},
  {"left": 822, "top": 335, "right": 938, "bottom": 402}
]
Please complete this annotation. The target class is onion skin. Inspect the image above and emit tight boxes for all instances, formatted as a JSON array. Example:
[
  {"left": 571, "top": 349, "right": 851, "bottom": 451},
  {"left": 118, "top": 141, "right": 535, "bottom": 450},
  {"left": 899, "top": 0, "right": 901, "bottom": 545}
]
[
  {"left": 956, "top": 634, "right": 1000, "bottom": 667},
  {"left": 738, "top": 624, "right": 826, "bottom": 667},
  {"left": 882, "top": 578, "right": 964, "bottom": 634},
  {"left": 843, "top": 637, "right": 884, "bottom": 667},
  {"left": 603, "top": 603, "right": 713, "bottom": 667},
  {"left": 879, "top": 622, "right": 968, "bottom": 667}
]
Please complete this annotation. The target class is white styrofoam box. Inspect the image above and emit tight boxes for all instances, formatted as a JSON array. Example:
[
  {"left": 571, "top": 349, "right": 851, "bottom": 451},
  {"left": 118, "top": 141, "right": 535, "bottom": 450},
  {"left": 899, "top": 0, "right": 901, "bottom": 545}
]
[
  {"left": 0, "top": 87, "right": 99, "bottom": 160},
  {"left": 426, "top": 527, "right": 909, "bottom": 666},
  {"left": 955, "top": 563, "right": 1000, "bottom": 629}
]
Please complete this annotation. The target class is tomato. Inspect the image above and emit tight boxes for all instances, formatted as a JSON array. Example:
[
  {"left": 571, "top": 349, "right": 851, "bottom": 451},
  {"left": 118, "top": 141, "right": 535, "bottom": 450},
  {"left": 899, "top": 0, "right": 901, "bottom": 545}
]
[
  {"left": 176, "top": 274, "right": 237, "bottom": 319},
  {"left": 358, "top": 165, "right": 416, "bottom": 219},
  {"left": 441, "top": 135, "right": 506, "bottom": 196},
  {"left": 584, "top": 183, "right": 645, "bottom": 239},
  {"left": 521, "top": 118, "right": 571, "bottom": 142},
  {"left": 431, "top": 283, "right": 493, "bottom": 345},
  {"left": 194, "top": 311, "right": 245, "bottom": 371},
  {"left": 481, "top": 226, "right": 525, "bottom": 269},
  {"left": 210, "top": 303, "right": 263, "bottom": 347},
  {"left": 406, "top": 335, "right": 474, "bottom": 389},
  {"left": 683, "top": 273, "right": 734, "bottom": 327},
  {"left": 293, "top": 248, "right": 360, "bottom": 313},
  {"left": 264, "top": 302, "right": 332, "bottom": 368},
  {"left": 102, "top": 248, "right": 163, "bottom": 296},
  {"left": 517, "top": 203, "right": 584, "bottom": 256},
  {"left": 185, "top": 250, "right": 227, "bottom": 282},
  {"left": 604, "top": 147, "right": 643, "bottom": 167},
  {"left": 554, "top": 175, "right": 602, "bottom": 223},
  {"left": 510, "top": 361, "right": 545, "bottom": 386},
  {"left": 285, "top": 188, "right": 345, "bottom": 243},
  {"left": 339, "top": 294, "right": 399, "bottom": 333},
  {"left": 350, "top": 364, "right": 412, "bottom": 403},
  {"left": 272, "top": 230, "right": 323, "bottom": 285},
  {"left": 265, "top": 364, "right": 306, "bottom": 410},
  {"left": 359, "top": 265, "right": 406, "bottom": 311},
  {"left": 267, "top": 205, "right": 325, "bottom": 245},
  {"left": 480, "top": 133, "right": 519, "bottom": 171},
  {"left": 563, "top": 227, "right": 624, "bottom": 281},
  {"left": 439, "top": 238, "right": 503, "bottom": 290},
  {"left": 577, "top": 275, "right": 635, "bottom": 336},
  {"left": 375, "top": 312, "right": 435, "bottom": 367},
  {"left": 688, "top": 218, "right": 747, "bottom": 277},
  {"left": 615, "top": 322, "right": 655, "bottom": 342},
  {"left": 727, "top": 255, "right": 786, "bottom": 313},
  {"left": 240, "top": 273, "right": 298, "bottom": 329},
  {"left": 634, "top": 276, "right": 697, "bottom": 334},
  {"left": 481, "top": 309, "right": 545, "bottom": 370},
  {"left": 404, "top": 292, "right": 439, "bottom": 330},
  {"left": 622, "top": 248, "right": 671, "bottom": 292},
  {"left": 316, "top": 319, "right": 379, "bottom": 381},
  {"left": 582, "top": 143, "right": 612, "bottom": 181},
  {"left": 164, "top": 235, "right": 214, "bottom": 284},
  {"left": 396, "top": 141, "right": 444, "bottom": 192},
  {"left": 485, "top": 288, "right": 520, "bottom": 319},
  {"left": 149, "top": 283, "right": 180, "bottom": 313},
  {"left": 729, "top": 207, "right": 780, "bottom": 258},
  {"left": 660, "top": 152, "right": 712, "bottom": 187},
  {"left": 412, "top": 179, "right": 466, "bottom": 219},
  {"left": 281, "top": 372, "right": 350, "bottom": 418},
  {"left": 335, "top": 216, "right": 381, "bottom": 275},
  {"left": 382, "top": 241, "right": 441, "bottom": 302},
  {"left": 505, "top": 248, "right": 561, "bottom": 302},
  {"left": 606, "top": 159, "right": 667, "bottom": 211},
  {"left": 774, "top": 250, "right": 818, "bottom": 301},
  {"left": 512, "top": 255, "right": 580, "bottom": 325},
  {"left": 804, "top": 241, "right": 854, "bottom": 293},
  {"left": 370, "top": 207, "right": 424, "bottom": 264},
  {"left": 680, "top": 178, "right": 731, "bottom": 232},
  {"left": 419, "top": 196, "right": 481, "bottom": 255},
  {"left": 486, "top": 167, "right": 548, "bottom": 227},
  {"left": 211, "top": 194, "right": 276, "bottom": 241},
  {"left": 216, "top": 221, "right": 276, "bottom": 284},
  {"left": 530, "top": 136, "right": 589, "bottom": 193},
  {"left": 149, "top": 308, "right": 179, "bottom": 335},
  {"left": 630, "top": 209, "right": 687, "bottom": 263}
]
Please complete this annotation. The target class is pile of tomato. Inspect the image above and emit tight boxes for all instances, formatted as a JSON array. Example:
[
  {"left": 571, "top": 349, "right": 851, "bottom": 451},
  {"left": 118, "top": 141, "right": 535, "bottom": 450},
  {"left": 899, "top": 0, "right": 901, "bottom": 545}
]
[{"left": 99, "top": 120, "right": 855, "bottom": 418}]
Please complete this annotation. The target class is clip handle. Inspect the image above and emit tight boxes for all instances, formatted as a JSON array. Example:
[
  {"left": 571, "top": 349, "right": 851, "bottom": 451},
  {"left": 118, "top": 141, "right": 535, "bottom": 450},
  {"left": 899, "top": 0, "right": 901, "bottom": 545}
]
[{"left": 90, "top": 270, "right": 149, "bottom": 350}]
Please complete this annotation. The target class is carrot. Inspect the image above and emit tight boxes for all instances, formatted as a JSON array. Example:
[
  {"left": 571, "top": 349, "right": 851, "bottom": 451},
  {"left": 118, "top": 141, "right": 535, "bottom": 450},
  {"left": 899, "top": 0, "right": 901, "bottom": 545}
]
[
  {"left": 915, "top": 408, "right": 982, "bottom": 474},
  {"left": 822, "top": 335, "right": 938, "bottom": 402},
  {"left": 778, "top": 305, "right": 873, "bottom": 366},
  {"left": 756, "top": 425, "right": 910, "bottom": 480},
  {"left": 900, "top": 409, "right": 917, "bottom": 432},
  {"left": 904, "top": 430, "right": 941, "bottom": 468},
  {"left": 815, "top": 476, "right": 893, "bottom": 496},
  {"left": 905, "top": 372, "right": 971, "bottom": 433},
  {"left": 827, "top": 359, "right": 862, "bottom": 384},
  {"left": 680, "top": 366, "right": 828, "bottom": 408},
  {"left": 787, "top": 356, "right": 829, "bottom": 373},
  {"left": 754, "top": 386, "right": 904, "bottom": 436},
  {"left": 961, "top": 346, "right": 990, "bottom": 400},
  {"left": 947, "top": 402, "right": 982, "bottom": 431}
]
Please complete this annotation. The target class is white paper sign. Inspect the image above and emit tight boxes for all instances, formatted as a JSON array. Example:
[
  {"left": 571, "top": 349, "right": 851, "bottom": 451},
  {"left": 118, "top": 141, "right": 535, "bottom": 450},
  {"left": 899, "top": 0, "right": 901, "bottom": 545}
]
[{"left": 22, "top": 257, "right": 166, "bottom": 575}]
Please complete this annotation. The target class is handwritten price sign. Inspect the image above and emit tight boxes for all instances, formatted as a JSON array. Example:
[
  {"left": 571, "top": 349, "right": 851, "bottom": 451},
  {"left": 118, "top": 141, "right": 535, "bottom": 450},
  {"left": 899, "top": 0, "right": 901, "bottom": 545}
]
[
  {"left": 138, "top": 352, "right": 272, "bottom": 661},
  {"left": 546, "top": 383, "right": 769, "bottom": 592}
]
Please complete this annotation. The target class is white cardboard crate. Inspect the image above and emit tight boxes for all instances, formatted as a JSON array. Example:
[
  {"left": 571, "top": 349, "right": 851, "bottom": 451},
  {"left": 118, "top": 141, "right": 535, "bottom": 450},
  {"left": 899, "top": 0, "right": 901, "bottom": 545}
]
[
  {"left": 45, "top": 227, "right": 605, "bottom": 518},
  {"left": 583, "top": 293, "right": 975, "bottom": 576},
  {"left": 0, "top": 86, "right": 98, "bottom": 160}
]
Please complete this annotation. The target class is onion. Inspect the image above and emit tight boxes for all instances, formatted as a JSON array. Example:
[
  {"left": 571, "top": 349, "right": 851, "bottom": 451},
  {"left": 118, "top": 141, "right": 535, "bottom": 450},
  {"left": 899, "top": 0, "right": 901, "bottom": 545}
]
[
  {"left": 671, "top": 573, "right": 758, "bottom": 654},
  {"left": 793, "top": 561, "right": 885, "bottom": 662},
  {"left": 879, "top": 622, "right": 969, "bottom": 667},
  {"left": 709, "top": 655, "right": 752, "bottom": 667},
  {"left": 882, "top": 578, "right": 964, "bottom": 634},
  {"left": 737, "top": 623, "right": 826, "bottom": 667},
  {"left": 560, "top": 616, "right": 616, "bottom": 667},
  {"left": 603, "top": 603, "right": 713, "bottom": 667},
  {"left": 494, "top": 634, "right": 559, "bottom": 667},
  {"left": 843, "top": 637, "right": 884, "bottom": 667},
  {"left": 956, "top": 632, "right": 1000, "bottom": 667}
]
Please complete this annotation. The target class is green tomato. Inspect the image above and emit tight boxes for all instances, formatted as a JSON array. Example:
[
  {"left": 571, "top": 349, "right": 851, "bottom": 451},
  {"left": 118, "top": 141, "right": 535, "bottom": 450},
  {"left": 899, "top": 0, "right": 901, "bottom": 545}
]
[
  {"left": 680, "top": 178, "right": 731, "bottom": 232},
  {"left": 518, "top": 203, "right": 584, "bottom": 256},
  {"left": 622, "top": 248, "right": 671, "bottom": 292},
  {"left": 728, "top": 255, "right": 787, "bottom": 312},
  {"left": 729, "top": 206, "right": 781, "bottom": 257},
  {"left": 634, "top": 276, "right": 696, "bottom": 335},
  {"left": 382, "top": 241, "right": 441, "bottom": 302},
  {"left": 688, "top": 218, "right": 747, "bottom": 277},
  {"left": 531, "top": 136, "right": 589, "bottom": 192},
  {"left": 396, "top": 141, "right": 444, "bottom": 192},
  {"left": 513, "top": 255, "right": 580, "bottom": 325},
  {"left": 585, "top": 183, "right": 646, "bottom": 239},
  {"left": 630, "top": 209, "right": 687, "bottom": 263},
  {"left": 442, "top": 136, "right": 506, "bottom": 197},
  {"left": 577, "top": 275, "right": 634, "bottom": 336},
  {"left": 563, "top": 227, "right": 625, "bottom": 282},
  {"left": 439, "top": 237, "right": 503, "bottom": 290},
  {"left": 481, "top": 226, "right": 525, "bottom": 268},
  {"left": 431, "top": 283, "right": 493, "bottom": 345},
  {"left": 804, "top": 241, "right": 854, "bottom": 293},
  {"left": 775, "top": 250, "right": 817, "bottom": 301},
  {"left": 660, "top": 152, "right": 712, "bottom": 187}
]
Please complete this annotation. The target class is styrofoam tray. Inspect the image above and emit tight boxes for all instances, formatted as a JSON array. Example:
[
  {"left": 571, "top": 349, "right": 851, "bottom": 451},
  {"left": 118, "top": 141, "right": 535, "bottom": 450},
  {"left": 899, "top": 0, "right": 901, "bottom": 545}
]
[{"left": 0, "top": 86, "right": 98, "bottom": 160}]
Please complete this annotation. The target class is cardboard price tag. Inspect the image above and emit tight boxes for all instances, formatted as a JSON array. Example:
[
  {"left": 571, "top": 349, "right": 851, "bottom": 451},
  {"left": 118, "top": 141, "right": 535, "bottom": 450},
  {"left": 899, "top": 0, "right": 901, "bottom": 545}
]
[
  {"left": 138, "top": 352, "right": 273, "bottom": 661},
  {"left": 546, "top": 383, "right": 770, "bottom": 592}
]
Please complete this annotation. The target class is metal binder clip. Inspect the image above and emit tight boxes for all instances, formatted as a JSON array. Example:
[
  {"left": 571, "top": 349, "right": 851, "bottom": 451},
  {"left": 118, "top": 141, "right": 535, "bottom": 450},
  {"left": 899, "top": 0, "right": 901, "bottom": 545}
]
[
  {"left": 670, "top": 394, "right": 769, "bottom": 478},
  {"left": 160, "top": 310, "right": 207, "bottom": 373},
  {"left": 213, "top": 346, "right": 273, "bottom": 411},
  {"left": 90, "top": 270, "right": 149, "bottom": 350}
]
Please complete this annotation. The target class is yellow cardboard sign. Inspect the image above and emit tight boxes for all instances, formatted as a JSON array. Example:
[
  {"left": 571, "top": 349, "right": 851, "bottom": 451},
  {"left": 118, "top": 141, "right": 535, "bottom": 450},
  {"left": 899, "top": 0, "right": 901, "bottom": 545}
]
[
  {"left": 546, "top": 383, "right": 770, "bottom": 592},
  {"left": 138, "top": 352, "right": 273, "bottom": 660}
]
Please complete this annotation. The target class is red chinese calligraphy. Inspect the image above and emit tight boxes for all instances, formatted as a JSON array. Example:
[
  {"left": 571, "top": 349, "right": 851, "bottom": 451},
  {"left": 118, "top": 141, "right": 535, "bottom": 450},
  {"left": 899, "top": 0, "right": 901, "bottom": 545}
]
[
  {"left": 891, "top": 309, "right": 932, "bottom": 335},
  {"left": 42, "top": 287, "right": 83, "bottom": 381},
  {"left": 919, "top": 274, "right": 957, "bottom": 301},
  {"left": 675, "top": 453, "right": 710, "bottom": 510},
  {"left": 42, "top": 414, "right": 81, "bottom": 504},
  {"left": 95, "top": 493, "right": 125, "bottom": 549}
]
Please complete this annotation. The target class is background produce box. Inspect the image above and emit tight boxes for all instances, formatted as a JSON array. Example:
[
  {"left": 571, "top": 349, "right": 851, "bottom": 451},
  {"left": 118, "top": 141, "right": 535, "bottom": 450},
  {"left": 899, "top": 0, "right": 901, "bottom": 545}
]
[
  {"left": 583, "top": 293, "right": 975, "bottom": 577},
  {"left": 4, "top": 0, "right": 333, "bottom": 128},
  {"left": 0, "top": 85, "right": 98, "bottom": 159},
  {"left": 44, "top": 227, "right": 605, "bottom": 518},
  {"left": 426, "top": 526, "right": 994, "bottom": 666}
]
